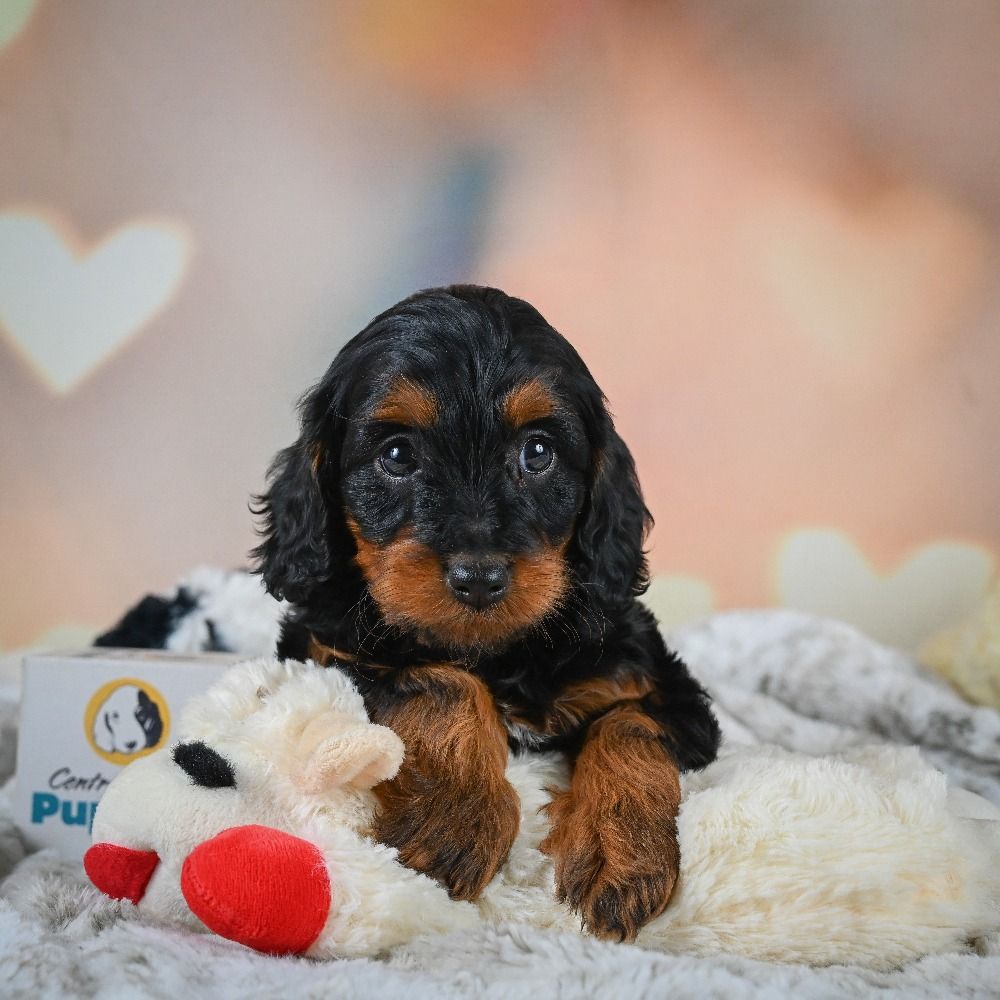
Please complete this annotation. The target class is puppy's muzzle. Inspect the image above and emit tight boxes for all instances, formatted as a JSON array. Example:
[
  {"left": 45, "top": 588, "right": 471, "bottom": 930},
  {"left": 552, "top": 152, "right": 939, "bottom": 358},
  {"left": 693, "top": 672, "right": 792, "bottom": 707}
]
[{"left": 445, "top": 557, "right": 511, "bottom": 610}]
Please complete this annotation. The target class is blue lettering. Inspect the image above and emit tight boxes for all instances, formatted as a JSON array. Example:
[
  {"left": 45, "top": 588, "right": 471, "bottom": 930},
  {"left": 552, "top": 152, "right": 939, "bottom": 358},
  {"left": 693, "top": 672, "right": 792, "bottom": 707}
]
[
  {"left": 31, "top": 792, "right": 59, "bottom": 824},
  {"left": 31, "top": 792, "right": 102, "bottom": 827},
  {"left": 61, "top": 800, "right": 90, "bottom": 826}
]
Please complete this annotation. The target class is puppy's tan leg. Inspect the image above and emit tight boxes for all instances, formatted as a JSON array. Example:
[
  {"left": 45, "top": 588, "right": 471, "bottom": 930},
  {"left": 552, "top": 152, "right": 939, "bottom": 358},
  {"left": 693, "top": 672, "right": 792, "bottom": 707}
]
[
  {"left": 540, "top": 703, "right": 681, "bottom": 941},
  {"left": 369, "top": 664, "right": 520, "bottom": 901}
]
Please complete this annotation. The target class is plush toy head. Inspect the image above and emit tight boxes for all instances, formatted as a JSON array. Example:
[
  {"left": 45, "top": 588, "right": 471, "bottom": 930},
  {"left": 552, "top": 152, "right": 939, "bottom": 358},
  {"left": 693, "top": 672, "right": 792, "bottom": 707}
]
[{"left": 85, "top": 659, "right": 418, "bottom": 954}]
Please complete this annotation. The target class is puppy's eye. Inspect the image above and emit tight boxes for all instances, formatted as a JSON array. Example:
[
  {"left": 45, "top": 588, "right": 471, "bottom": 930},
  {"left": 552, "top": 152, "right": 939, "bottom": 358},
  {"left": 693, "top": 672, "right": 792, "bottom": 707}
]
[
  {"left": 520, "top": 437, "right": 553, "bottom": 474},
  {"left": 379, "top": 439, "right": 418, "bottom": 477}
]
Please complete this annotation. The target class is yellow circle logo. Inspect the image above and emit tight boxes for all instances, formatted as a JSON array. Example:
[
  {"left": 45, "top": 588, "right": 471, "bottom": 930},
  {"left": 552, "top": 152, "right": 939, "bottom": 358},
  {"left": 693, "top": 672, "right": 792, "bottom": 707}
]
[{"left": 84, "top": 677, "right": 171, "bottom": 765}]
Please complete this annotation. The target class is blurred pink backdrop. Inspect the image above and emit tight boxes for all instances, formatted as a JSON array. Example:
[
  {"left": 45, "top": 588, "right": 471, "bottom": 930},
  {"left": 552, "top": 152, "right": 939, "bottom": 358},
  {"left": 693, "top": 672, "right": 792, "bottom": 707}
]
[{"left": 1, "top": 0, "right": 997, "bottom": 652}]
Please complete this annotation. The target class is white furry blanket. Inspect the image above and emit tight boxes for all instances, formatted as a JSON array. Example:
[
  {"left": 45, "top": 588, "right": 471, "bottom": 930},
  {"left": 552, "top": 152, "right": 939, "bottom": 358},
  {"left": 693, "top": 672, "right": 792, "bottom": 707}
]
[{"left": 2, "top": 609, "right": 1000, "bottom": 999}]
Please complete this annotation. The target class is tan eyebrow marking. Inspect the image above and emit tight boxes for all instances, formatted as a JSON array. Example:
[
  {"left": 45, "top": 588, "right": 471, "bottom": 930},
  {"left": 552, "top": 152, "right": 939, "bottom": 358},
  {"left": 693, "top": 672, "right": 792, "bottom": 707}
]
[
  {"left": 502, "top": 379, "right": 555, "bottom": 428},
  {"left": 372, "top": 378, "right": 438, "bottom": 428}
]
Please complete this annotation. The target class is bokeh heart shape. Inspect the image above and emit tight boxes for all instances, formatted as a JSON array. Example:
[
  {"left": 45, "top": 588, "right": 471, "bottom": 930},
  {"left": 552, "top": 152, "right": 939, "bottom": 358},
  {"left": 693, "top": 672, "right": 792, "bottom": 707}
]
[
  {"left": 776, "top": 529, "right": 994, "bottom": 650},
  {"left": 0, "top": 212, "right": 192, "bottom": 393},
  {"left": 642, "top": 575, "right": 715, "bottom": 630}
]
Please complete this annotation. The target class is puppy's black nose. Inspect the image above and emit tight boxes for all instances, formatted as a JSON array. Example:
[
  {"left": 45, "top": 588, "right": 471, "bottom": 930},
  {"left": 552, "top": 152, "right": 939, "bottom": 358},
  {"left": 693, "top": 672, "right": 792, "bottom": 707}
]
[{"left": 446, "top": 559, "right": 511, "bottom": 610}]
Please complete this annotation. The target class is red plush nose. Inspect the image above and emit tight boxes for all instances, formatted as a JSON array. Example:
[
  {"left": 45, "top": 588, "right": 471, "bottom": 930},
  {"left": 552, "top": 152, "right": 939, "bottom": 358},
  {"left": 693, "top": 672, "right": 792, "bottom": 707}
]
[
  {"left": 181, "top": 825, "right": 331, "bottom": 955},
  {"left": 84, "top": 843, "right": 160, "bottom": 904}
]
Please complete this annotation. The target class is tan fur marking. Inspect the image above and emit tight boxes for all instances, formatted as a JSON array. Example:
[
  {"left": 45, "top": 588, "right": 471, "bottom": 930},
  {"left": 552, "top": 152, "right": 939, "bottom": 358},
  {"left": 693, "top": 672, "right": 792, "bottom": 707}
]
[
  {"left": 370, "top": 664, "right": 519, "bottom": 900},
  {"left": 540, "top": 703, "right": 681, "bottom": 941},
  {"left": 348, "top": 518, "right": 568, "bottom": 648},
  {"left": 307, "top": 634, "right": 336, "bottom": 666},
  {"left": 543, "top": 674, "right": 655, "bottom": 735},
  {"left": 502, "top": 378, "right": 555, "bottom": 427},
  {"left": 307, "top": 635, "right": 367, "bottom": 668},
  {"left": 372, "top": 377, "right": 438, "bottom": 428}
]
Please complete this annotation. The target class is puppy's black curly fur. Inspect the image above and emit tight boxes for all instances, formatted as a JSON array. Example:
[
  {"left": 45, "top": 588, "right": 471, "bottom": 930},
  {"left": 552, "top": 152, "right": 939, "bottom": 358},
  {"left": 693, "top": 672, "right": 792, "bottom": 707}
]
[{"left": 252, "top": 285, "right": 720, "bottom": 938}]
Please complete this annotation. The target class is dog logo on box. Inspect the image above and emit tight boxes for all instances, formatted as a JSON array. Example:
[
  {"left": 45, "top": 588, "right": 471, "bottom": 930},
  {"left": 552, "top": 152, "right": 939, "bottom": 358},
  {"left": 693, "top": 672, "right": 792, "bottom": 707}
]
[{"left": 84, "top": 678, "right": 170, "bottom": 764}]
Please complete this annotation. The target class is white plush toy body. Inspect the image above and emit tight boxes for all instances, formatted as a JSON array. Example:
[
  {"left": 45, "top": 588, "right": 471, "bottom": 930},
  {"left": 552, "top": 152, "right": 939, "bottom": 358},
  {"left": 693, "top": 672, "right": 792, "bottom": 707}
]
[{"left": 86, "top": 659, "right": 1000, "bottom": 969}]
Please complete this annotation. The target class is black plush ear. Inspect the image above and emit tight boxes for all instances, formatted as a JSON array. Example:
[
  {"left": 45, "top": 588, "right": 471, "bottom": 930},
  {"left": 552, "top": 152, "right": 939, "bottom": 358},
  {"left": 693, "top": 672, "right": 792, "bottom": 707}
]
[
  {"left": 572, "top": 408, "right": 652, "bottom": 609},
  {"left": 250, "top": 381, "right": 345, "bottom": 604}
]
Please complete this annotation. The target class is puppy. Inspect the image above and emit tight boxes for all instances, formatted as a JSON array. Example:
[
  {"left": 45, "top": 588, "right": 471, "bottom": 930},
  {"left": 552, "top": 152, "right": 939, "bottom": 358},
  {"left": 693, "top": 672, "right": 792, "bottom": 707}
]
[{"left": 252, "top": 285, "right": 720, "bottom": 940}]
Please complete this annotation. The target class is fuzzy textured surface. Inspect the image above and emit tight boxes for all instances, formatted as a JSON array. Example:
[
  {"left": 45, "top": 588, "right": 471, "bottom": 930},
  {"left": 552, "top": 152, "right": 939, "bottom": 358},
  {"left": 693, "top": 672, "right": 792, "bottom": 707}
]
[{"left": 3, "top": 609, "right": 1000, "bottom": 998}]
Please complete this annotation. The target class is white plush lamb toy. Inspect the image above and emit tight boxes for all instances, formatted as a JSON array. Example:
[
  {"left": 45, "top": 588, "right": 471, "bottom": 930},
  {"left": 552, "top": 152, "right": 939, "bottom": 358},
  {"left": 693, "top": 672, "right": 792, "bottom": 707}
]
[{"left": 86, "top": 658, "right": 1000, "bottom": 969}]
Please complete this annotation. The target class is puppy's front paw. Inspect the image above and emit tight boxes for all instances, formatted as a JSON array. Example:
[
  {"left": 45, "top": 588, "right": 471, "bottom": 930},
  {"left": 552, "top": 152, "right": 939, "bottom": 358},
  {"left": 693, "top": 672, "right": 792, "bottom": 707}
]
[
  {"left": 540, "top": 790, "right": 679, "bottom": 941},
  {"left": 374, "top": 770, "right": 520, "bottom": 900}
]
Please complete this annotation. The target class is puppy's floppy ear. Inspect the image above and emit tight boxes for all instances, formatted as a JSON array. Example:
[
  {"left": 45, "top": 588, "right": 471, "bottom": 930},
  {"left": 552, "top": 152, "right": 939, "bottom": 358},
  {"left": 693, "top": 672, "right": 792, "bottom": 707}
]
[
  {"left": 251, "top": 378, "right": 346, "bottom": 603},
  {"left": 572, "top": 405, "right": 652, "bottom": 608}
]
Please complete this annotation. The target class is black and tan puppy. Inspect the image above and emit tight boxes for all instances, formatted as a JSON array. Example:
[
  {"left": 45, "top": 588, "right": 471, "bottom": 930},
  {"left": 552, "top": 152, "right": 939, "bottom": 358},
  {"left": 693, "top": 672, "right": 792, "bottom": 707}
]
[{"left": 252, "top": 285, "right": 720, "bottom": 940}]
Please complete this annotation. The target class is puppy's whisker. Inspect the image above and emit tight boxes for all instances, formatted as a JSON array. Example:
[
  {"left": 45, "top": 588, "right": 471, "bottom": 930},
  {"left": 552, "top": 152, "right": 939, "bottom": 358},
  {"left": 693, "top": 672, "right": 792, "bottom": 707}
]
[
  {"left": 534, "top": 620, "right": 555, "bottom": 651},
  {"left": 340, "top": 590, "right": 370, "bottom": 632},
  {"left": 561, "top": 577, "right": 609, "bottom": 643}
]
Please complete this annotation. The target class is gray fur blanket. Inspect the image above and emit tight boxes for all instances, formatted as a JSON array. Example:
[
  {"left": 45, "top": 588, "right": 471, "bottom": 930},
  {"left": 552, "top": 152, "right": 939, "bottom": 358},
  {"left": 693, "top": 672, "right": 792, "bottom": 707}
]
[{"left": 2, "top": 609, "right": 999, "bottom": 999}]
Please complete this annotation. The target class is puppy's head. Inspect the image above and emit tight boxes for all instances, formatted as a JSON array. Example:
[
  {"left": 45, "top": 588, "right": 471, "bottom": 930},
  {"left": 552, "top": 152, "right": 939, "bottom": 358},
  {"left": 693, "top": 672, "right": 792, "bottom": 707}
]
[{"left": 252, "top": 285, "right": 650, "bottom": 651}]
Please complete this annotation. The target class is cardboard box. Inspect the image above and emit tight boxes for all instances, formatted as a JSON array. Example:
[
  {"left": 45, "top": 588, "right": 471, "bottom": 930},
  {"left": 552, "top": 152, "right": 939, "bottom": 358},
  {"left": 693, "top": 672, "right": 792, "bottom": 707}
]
[{"left": 14, "top": 649, "right": 244, "bottom": 859}]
